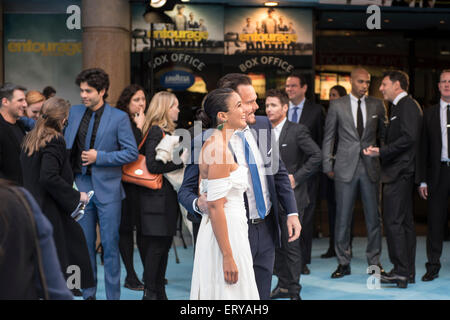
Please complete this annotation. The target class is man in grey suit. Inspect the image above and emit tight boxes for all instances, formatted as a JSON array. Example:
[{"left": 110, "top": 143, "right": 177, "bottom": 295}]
[{"left": 322, "top": 68, "right": 387, "bottom": 278}]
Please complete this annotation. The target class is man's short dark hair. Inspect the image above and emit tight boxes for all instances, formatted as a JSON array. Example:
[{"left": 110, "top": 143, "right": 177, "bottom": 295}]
[
  {"left": 76, "top": 68, "right": 110, "bottom": 100},
  {"left": 217, "top": 73, "right": 252, "bottom": 92},
  {"left": 266, "top": 89, "right": 289, "bottom": 107},
  {"left": 382, "top": 70, "right": 409, "bottom": 91},
  {"left": 0, "top": 83, "right": 27, "bottom": 107},
  {"left": 287, "top": 71, "right": 307, "bottom": 87}
]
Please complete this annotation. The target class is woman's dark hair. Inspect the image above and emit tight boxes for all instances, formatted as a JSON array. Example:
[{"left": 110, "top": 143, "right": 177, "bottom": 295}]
[
  {"left": 75, "top": 68, "right": 110, "bottom": 100},
  {"left": 42, "top": 86, "right": 56, "bottom": 99},
  {"left": 330, "top": 85, "right": 347, "bottom": 98},
  {"left": 116, "top": 84, "right": 147, "bottom": 120},
  {"left": 203, "top": 88, "right": 235, "bottom": 128},
  {"left": 194, "top": 108, "right": 211, "bottom": 129}
]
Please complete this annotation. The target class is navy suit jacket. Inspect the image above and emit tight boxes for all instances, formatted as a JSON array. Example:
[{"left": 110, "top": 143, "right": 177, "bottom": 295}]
[
  {"left": 178, "top": 116, "right": 297, "bottom": 246},
  {"left": 64, "top": 103, "right": 138, "bottom": 204}
]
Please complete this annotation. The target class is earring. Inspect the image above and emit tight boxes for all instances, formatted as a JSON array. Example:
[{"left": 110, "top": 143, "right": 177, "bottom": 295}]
[{"left": 217, "top": 120, "right": 227, "bottom": 131}]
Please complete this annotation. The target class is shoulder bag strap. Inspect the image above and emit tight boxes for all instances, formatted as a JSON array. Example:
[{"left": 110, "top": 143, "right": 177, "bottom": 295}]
[{"left": 9, "top": 187, "right": 50, "bottom": 300}]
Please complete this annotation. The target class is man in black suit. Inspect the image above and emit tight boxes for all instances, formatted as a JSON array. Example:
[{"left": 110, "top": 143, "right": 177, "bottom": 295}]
[
  {"left": 0, "top": 83, "right": 28, "bottom": 185},
  {"left": 285, "top": 71, "right": 324, "bottom": 274},
  {"left": 266, "top": 89, "right": 321, "bottom": 300},
  {"left": 417, "top": 69, "right": 450, "bottom": 282},
  {"left": 365, "top": 70, "right": 423, "bottom": 288}
]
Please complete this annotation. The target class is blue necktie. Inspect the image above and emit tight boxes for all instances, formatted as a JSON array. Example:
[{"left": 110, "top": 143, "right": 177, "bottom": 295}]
[
  {"left": 237, "top": 131, "right": 266, "bottom": 219},
  {"left": 291, "top": 106, "right": 299, "bottom": 123},
  {"left": 82, "top": 111, "right": 95, "bottom": 175}
]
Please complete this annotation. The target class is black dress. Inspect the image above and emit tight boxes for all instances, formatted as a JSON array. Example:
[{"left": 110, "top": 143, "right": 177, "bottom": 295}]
[{"left": 20, "top": 135, "right": 95, "bottom": 289}]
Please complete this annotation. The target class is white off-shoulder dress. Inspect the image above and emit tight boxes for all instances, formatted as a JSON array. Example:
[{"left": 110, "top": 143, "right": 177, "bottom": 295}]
[{"left": 190, "top": 166, "right": 259, "bottom": 300}]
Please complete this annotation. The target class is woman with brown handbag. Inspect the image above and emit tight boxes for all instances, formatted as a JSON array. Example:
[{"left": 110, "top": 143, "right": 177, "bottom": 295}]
[
  {"left": 139, "top": 91, "right": 183, "bottom": 300},
  {"left": 116, "top": 84, "right": 147, "bottom": 291}
]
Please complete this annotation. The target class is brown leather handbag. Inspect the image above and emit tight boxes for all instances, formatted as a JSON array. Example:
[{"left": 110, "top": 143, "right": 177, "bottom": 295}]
[{"left": 122, "top": 128, "right": 165, "bottom": 189}]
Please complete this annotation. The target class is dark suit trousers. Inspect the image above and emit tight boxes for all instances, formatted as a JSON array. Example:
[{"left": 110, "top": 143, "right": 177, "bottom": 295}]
[
  {"left": 248, "top": 214, "right": 276, "bottom": 300},
  {"left": 142, "top": 235, "right": 172, "bottom": 293},
  {"left": 300, "top": 174, "right": 319, "bottom": 265},
  {"left": 274, "top": 212, "right": 302, "bottom": 296},
  {"left": 383, "top": 175, "right": 416, "bottom": 277},
  {"left": 426, "top": 164, "right": 450, "bottom": 272},
  {"left": 334, "top": 160, "right": 382, "bottom": 266}
]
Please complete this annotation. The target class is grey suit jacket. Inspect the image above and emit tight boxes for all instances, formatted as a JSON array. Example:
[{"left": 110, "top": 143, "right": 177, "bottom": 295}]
[{"left": 322, "top": 95, "right": 387, "bottom": 183}]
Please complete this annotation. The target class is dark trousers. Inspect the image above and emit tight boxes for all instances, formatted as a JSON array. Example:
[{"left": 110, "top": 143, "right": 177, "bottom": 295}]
[
  {"left": 426, "top": 164, "right": 450, "bottom": 272},
  {"left": 248, "top": 215, "right": 276, "bottom": 300},
  {"left": 274, "top": 213, "right": 302, "bottom": 296},
  {"left": 142, "top": 235, "right": 172, "bottom": 294},
  {"left": 383, "top": 175, "right": 416, "bottom": 277},
  {"left": 334, "top": 161, "right": 382, "bottom": 266},
  {"left": 300, "top": 174, "right": 319, "bottom": 265}
]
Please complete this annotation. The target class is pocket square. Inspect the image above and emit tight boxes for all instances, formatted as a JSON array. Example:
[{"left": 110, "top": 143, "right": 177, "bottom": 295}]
[
  {"left": 281, "top": 144, "right": 287, "bottom": 147},
  {"left": 372, "top": 115, "right": 378, "bottom": 118},
  {"left": 390, "top": 116, "right": 397, "bottom": 121}
]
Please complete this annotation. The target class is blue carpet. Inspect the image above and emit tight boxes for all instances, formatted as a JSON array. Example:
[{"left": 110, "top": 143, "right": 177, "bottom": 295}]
[{"left": 89, "top": 236, "right": 450, "bottom": 300}]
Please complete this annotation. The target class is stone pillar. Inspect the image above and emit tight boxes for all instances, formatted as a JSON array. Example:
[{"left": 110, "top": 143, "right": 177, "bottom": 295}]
[
  {"left": 0, "top": 2, "right": 4, "bottom": 84},
  {"left": 81, "top": 0, "right": 130, "bottom": 105}
]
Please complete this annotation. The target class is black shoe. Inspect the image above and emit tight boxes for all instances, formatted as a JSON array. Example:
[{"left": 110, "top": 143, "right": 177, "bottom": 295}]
[
  {"left": 124, "top": 277, "right": 145, "bottom": 291},
  {"left": 422, "top": 270, "right": 439, "bottom": 282},
  {"left": 331, "top": 264, "right": 351, "bottom": 278},
  {"left": 409, "top": 275, "right": 415, "bottom": 284},
  {"left": 71, "top": 288, "right": 83, "bottom": 297},
  {"left": 321, "top": 248, "right": 336, "bottom": 258},
  {"left": 368, "top": 264, "right": 387, "bottom": 277},
  {"left": 380, "top": 273, "right": 408, "bottom": 288},
  {"left": 270, "top": 286, "right": 290, "bottom": 299},
  {"left": 290, "top": 293, "right": 301, "bottom": 300},
  {"left": 301, "top": 265, "right": 311, "bottom": 275}
]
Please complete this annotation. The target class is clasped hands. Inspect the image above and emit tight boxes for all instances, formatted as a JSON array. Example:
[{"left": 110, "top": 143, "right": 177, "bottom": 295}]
[{"left": 362, "top": 145, "right": 380, "bottom": 157}]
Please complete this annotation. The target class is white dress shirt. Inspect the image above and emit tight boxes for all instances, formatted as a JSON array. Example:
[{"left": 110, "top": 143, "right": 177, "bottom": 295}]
[
  {"left": 392, "top": 91, "right": 408, "bottom": 106},
  {"left": 349, "top": 93, "right": 367, "bottom": 129},
  {"left": 288, "top": 98, "right": 305, "bottom": 123},
  {"left": 273, "top": 117, "right": 287, "bottom": 142},
  {"left": 229, "top": 126, "right": 272, "bottom": 220}
]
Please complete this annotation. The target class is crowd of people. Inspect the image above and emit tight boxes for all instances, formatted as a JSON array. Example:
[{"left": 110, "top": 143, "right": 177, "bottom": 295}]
[{"left": 0, "top": 66, "right": 449, "bottom": 300}]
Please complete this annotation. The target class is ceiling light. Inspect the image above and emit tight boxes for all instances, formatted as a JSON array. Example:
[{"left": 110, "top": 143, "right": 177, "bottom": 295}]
[
  {"left": 384, "top": 19, "right": 390, "bottom": 23},
  {"left": 327, "top": 18, "right": 334, "bottom": 22},
  {"left": 264, "top": 2, "right": 279, "bottom": 6},
  {"left": 150, "top": 0, "right": 166, "bottom": 8},
  {"left": 440, "top": 20, "right": 445, "bottom": 24},
  {"left": 181, "top": 0, "right": 190, "bottom": 2}
]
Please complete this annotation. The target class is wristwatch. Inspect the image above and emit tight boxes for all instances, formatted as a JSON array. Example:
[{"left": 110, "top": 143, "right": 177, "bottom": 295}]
[{"left": 194, "top": 198, "right": 202, "bottom": 214}]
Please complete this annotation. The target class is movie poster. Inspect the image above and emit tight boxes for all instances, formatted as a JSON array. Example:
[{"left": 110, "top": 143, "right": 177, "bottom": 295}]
[
  {"left": 4, "top": 13, "right": 82, "bottom": 104},
  {"left": 131, "top": 3, "right": 224, "bottom": 54},
  {"left": 224, "top": 7, "right": 313, "bottom": 55}
]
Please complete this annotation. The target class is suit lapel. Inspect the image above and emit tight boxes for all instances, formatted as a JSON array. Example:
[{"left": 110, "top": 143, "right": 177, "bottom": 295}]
[
  {"left": 65, "top": 106, "right": 85, "bottom": 149},
  {"left": 343, "top": 95, "right": 359, "bottom": 139},
  {"left": 299, "top": 100, "right": 309, "bottom": 124},
  {"left": 94, "top": 104, "right": 112, "bottom": 149},
  {"left": 361, "top": 98, "right": 374, "bottom": 140},
  {"left": 279, "top": 119, "right": 289, "bottom": 145}
]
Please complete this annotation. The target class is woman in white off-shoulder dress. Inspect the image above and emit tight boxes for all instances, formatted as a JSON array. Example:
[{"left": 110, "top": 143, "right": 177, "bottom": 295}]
[{"left": 190, "top": 88, "right": 259, "bottom": 300}]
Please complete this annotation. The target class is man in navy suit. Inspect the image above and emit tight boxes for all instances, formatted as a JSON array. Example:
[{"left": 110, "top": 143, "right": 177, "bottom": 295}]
[
  {"left": 178, "top": 73, "right": 301, "bottom": 300},
  {"left": 65, "top": 68, "right": 138, "bottom": 300}
]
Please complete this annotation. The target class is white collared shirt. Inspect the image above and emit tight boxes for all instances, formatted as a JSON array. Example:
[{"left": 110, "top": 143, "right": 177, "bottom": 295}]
[
  {"left": 229, "top": 126, "right": 272, "bottom": 219},
  {"left": 392, "top": 91, "right": 408, "bottom": 106},
  {"left": 349, "top": 93, "right": 367, "bottom": 129},
  {"left": 273, "top": 117, "right": 287, "bottom": 142},
  {"left": 440, "top": 99, "right": 450, "bottom": 162},
  {"left": 288, "top": 98, "right": 305, "bottom": 123}
]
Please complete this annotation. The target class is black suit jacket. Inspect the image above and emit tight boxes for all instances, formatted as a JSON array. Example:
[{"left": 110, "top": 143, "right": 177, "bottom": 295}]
[
  {"left": 278, "top": 120, "right": 321, "bottom": 214},
  {"left": 417, "top": 103, "right": 446, "bottom": 191},
  {"left": 297, "top": 99, "right": 325, "bottom": 148},
  {"left": 379, "top": 95, "right": 423, "bottom": 183},
  {"left": 0, "top": 114, "right": 26, "bottom": 185}
]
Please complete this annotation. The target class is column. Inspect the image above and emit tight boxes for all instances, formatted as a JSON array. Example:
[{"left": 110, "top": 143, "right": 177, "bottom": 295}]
[{"left": 81, "top": 0, "right": 130, "bottom": 105}]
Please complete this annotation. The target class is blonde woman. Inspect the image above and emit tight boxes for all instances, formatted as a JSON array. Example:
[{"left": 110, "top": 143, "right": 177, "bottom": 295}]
[
  {"left": 139, "top": 91, "right": 183, "bottom": 300},
  {"left": 20, "top": 97, "right": 95, "bottom": 293}
]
